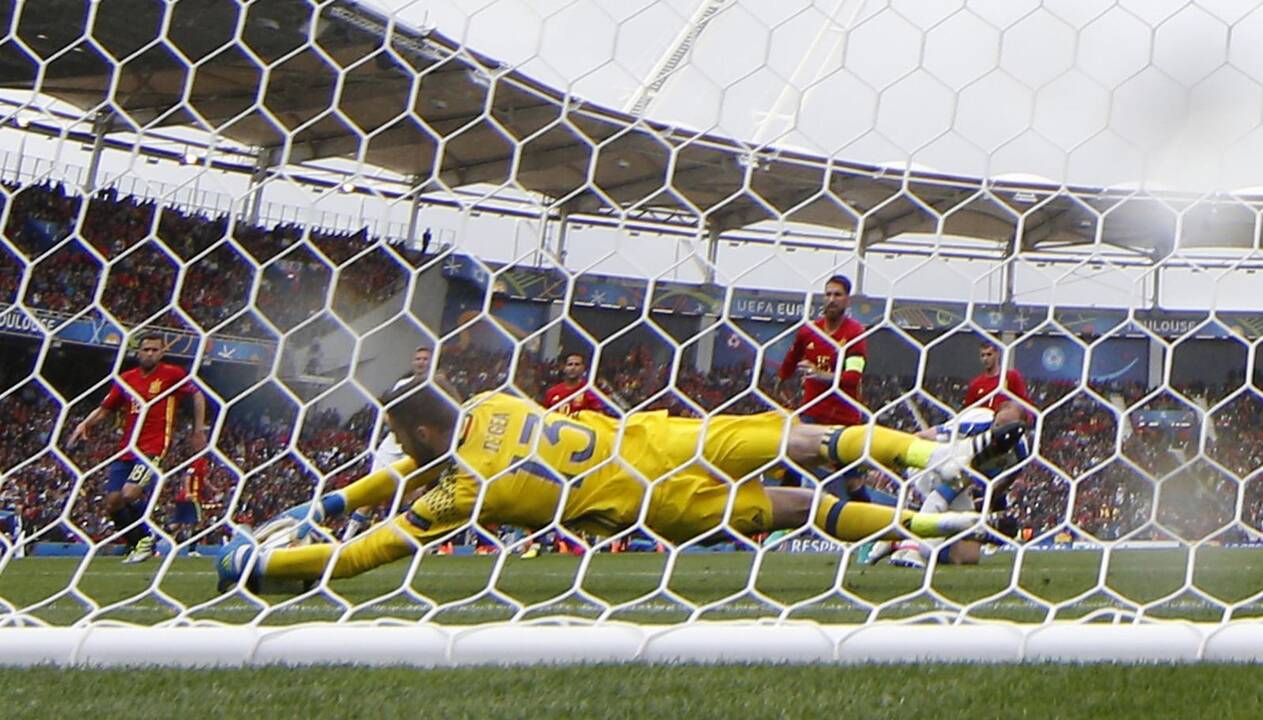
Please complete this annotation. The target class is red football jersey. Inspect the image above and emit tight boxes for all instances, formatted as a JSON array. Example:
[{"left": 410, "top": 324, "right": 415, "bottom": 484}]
[
  {"left": 100, "top": 362, "right": 198, "bottom": 460},
  {"left": 778, "top": 316, "right": 868, "bottom": 425},
  {"left": 965, "top": 369, "right": 1031, "bottom": 413},
  {"left": 543, "top": 382, "right": 608, "bottom": 417},
  {"left": 178, "top": 456, "right": 209, "bottom": 503}
]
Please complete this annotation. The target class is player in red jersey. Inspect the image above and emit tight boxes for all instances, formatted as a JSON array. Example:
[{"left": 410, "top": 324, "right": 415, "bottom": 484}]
[
  {"left": 965, "top": 341, "right": 1031, "bottom": 417},
  {"left": 542, "top": 353, "right": 609, "bottom": 417},
  {"left": 70, "top": 333, "right": 207, "bottom": 564},
  {"left": 766, "top": 275, "right": 895, "bottom": 527},
  {"left": 171, "top": 455, "right": 209, "bottom": 556},
  {"left": 775, "top": 275, "right": 868, "bottom": 427}
]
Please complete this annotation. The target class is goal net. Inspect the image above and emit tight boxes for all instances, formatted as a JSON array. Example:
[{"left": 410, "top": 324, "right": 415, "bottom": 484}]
[{"left": 2, "top": 0, "right": 1262, "bottom": 666}]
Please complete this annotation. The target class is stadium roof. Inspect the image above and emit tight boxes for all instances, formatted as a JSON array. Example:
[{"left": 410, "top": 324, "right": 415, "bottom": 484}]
[{"left": 0, "top": 0, "right": 1258, "bottom": 256}]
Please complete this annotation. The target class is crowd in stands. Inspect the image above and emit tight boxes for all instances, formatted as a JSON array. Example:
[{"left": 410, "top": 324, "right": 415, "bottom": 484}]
[{"left": 1, "top": 182, "right": 421, "bottom": 337}]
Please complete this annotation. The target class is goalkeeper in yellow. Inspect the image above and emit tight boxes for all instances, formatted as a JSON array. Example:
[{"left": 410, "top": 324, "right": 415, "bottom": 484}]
[{"left": 216, "top": 381, "right": 1024, "bottom": 591}]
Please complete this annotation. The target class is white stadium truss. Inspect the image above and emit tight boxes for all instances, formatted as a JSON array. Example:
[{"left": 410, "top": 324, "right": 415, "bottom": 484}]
[{"left": 2, "top": 0, "right": 1263, "bottom": 666}]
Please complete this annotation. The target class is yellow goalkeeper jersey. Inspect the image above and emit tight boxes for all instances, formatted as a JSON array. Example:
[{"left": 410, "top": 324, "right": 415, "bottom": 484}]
[{"left": 443, "top": 391, "right": 781, "bottom": 540}]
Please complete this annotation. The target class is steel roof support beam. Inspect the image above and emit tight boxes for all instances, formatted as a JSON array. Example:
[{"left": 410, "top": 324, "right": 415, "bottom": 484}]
[
  {"left": 404, "top": 176, "right": 426, "bottom": 248},
  {"left": 704, "top": 222, "right": 719, "bottom": 285},
  {"left": 244, "top": 146, "right": 280, "bottom": 225},
  {"left": 83, "top": 109, "right": 114, "bottom": 193},
  {"left": 555, "top": 209, "right": 570, "bottom": 267}
]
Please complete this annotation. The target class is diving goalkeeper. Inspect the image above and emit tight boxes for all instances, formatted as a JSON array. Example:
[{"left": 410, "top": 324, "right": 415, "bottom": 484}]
[{"left": 216, "top": 381, "right": 1023, "bottom": 590}]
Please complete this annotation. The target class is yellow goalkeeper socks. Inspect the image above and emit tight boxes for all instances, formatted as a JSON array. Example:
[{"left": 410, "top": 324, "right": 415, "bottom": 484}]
[
  {"left": 814, "top": 495, "right": 908, "bottom": 541},
  {"left": 813, "top": 495, "right": 973, "bottom": 542},
  {"left": 819, "top": 425, "right": 940, "bottom": 469}
]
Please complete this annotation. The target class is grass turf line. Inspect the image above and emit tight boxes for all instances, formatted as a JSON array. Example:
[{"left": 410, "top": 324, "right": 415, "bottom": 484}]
[
  {"left": 1, "top": 664, "right": 1261, "bottom": 719},
  {"left": 3, "top": 548, "right": 1263, "bottom": 626}
]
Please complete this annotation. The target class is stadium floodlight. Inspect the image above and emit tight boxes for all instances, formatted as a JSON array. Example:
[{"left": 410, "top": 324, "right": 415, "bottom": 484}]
[{"left": 2, "top": 0, "right": 1263, "bottom": 667}]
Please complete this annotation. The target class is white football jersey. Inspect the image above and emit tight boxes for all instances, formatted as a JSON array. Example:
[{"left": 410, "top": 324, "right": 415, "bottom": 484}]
[
  {"left": 371, "top": 375, "right": 416, "bottom": 472},
  {"left": 934, "top": 406, "right": 995, "bottom": 441}
]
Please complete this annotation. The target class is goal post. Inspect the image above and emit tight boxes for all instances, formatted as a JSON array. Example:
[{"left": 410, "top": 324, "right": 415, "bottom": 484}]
[
  {"left": 5, "top": 623, "right": 1263, "bottom": 667},
  {"left": 3, "top": 0, "right": 1263, "bottom": 666}
]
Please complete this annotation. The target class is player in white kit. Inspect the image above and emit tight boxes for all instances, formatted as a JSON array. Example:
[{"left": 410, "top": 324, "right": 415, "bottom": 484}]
[{"left": 341, "top": 346, "right": 444, "bottom": 540}]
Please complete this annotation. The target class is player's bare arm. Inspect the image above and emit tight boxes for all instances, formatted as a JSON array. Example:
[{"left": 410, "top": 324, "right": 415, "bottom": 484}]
[
  {"left": 69, "top": 405, "right": 111, "bottom": 446},
  {"left": 191, "top": 389, "right": 208, "bottom": 451}
]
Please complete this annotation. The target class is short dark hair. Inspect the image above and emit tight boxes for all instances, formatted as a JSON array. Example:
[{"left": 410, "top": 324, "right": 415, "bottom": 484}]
[
  {"left": 564, "top": 352, "right": 587, "bottom": 364},
  {"left": 415, "top": 345, "right": 433, "bottom": 354},
  {"left": 380, "top": 377, "right": 461, "bottom": 464},
  {"left": 825, "top": 275, "right": 852, "bottom": 294},
  {"left": 136, "top": 332, "right": 164, "bottom": 347}
]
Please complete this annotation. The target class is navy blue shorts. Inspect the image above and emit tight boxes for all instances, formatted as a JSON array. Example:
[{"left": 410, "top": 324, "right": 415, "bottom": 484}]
[
  {"left": 105, "top": 459, "right": 157, "bottom": 494},
  {"left": 172, "top": 500, "right": 202, "bottom": 525}
]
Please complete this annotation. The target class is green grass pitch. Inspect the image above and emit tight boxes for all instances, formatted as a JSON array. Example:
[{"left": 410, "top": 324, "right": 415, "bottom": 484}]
[
  {"left": 3, "top": 549, "right": 1263, "bottom": 716},
  {"left": 3, "top": 546, "right": 1262, "bottom": 625},
  {"left": 1, "top": 663, "right": 1262, "bottom": 718}
]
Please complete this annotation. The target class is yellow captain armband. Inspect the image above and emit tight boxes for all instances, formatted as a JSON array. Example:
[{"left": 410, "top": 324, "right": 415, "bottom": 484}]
[{"left": 843, "top": 355, "right": 866, "bottom": 373}]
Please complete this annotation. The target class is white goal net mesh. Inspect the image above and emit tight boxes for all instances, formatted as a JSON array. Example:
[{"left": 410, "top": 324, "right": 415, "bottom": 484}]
[{"left": 2, "top": 0, "right": 1263, "bottom": 665}]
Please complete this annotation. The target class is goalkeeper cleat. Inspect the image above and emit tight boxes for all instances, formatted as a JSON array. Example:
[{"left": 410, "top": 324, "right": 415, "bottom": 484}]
[
  {"left": 889, "top": 547, "right": 927, "bottom": 570},
  {"left": 216, "top": 541, "right": 313, "bottom": 595},
  {"left": 216, "top": 544, "right": 255, "bottom": 593},
  {"left": 521, "top": 544, "right": 540, "bottom": 559},
  {"left": 856, "top": 540, "right": 893, "bottom": 565},
  {"left": 121, "top": 536, "right": 155, "bottom": 565}
]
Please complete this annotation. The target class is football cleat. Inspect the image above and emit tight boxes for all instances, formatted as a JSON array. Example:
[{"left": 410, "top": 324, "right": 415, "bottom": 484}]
[
  {"left": 925, "top": 511, "right": 983, "bottom": 537},
  {"left": 855, "top": 540, "right": 893, "bottom": 565},
  {"left": 889, "top": 547, "right": 927, "bottom": 570},
  {"left": 121, "top": 536, "right": 155, "bottom": 565},
  {"left": 762, "top": 529, "right": 791, "bottom": 547},
  {"left": 961, "top": 422, "right": 1027, "bottom": 468},
  {"left": 216, "top": 543, "right": 255, "bottom": 593},
  {"left": 215, "top": 538, "right": 313, "bottom": 595}
]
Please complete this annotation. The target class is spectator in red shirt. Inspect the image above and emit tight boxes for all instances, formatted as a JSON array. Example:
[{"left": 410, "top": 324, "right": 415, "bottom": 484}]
[
  {"left": 966, "top": 341, "right": 1031, "bottom": 427},
  {"left": 543, "top": 353, "right": 609, "bottom": 417},
  {"left": 69, "top": 333, "right": 207, "bottom": 564},
  {"left": 776, "top": 275, "right": 868, "bottom": 426}
]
